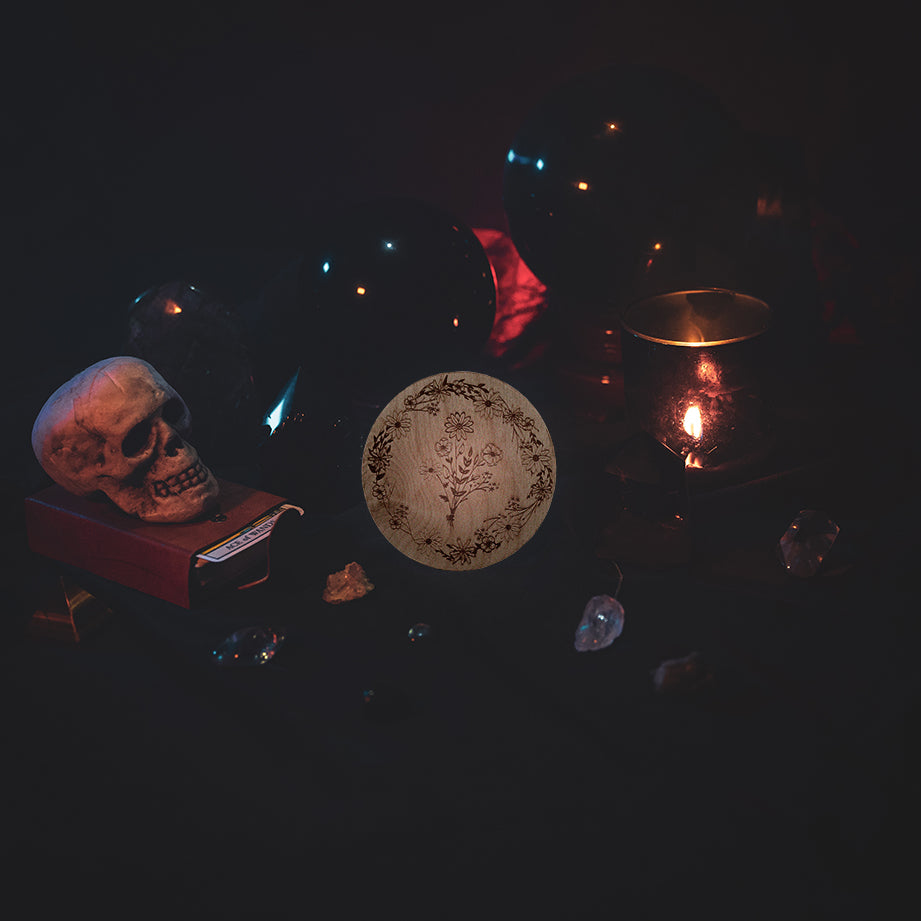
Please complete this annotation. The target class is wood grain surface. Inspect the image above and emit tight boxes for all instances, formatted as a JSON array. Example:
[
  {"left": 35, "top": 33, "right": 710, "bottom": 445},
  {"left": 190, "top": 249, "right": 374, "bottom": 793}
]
[{"left": 362, "top": 372, "right": 556, "bottom": 570}]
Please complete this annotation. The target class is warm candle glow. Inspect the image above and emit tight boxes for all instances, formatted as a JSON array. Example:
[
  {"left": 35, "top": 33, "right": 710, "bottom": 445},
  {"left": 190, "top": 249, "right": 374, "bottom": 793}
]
[
  {"left": 576, "top": 180, "right": 589, "bottom": 190},
  {"left": 697, "top": 358, "right": 719, "bottom": 386},
  {"left": 163, "top": 301, "right": 182, "bottom": 315},
  {"left": 683, "top": 405, "right": 702, "bottom": 439},
  {"left": 757, "top": 195, "right": 783, "bottom": 217}
]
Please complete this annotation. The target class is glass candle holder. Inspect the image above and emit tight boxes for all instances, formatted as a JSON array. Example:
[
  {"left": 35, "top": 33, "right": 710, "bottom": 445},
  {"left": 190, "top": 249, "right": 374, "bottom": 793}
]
[{"left": 621, "top": 289, "right": 772, "bottom": 476}]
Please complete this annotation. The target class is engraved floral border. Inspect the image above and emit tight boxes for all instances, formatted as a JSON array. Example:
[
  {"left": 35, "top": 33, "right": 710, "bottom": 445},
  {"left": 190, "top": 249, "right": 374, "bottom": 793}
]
[{"left": 365, "top": 375, "right": 554, "bottom": 566}]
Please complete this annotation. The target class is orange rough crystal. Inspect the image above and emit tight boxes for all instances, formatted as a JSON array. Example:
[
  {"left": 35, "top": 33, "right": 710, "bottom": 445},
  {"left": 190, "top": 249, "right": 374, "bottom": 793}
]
[{"left": 322, "top": 561, "right": 374, "bottom": 604}]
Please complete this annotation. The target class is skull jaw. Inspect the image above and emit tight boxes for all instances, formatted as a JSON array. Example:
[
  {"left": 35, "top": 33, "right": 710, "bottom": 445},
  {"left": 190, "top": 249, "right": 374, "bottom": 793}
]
[{"left": 106, "top": 469, "right": 221, "bottom": 523}]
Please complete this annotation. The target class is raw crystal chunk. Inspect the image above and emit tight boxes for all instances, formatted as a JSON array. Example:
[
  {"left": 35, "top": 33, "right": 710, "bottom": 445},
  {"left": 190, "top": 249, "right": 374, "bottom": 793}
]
[
  {"left": 212, "top": 626, "right": 285, "bottom": 666},
  {"left": 323, "top": 561, "right": 374, "bottom": 603},
  {"left": 652, "top": 652, "right": 712, "bottom": 692},
  {"left": 778, "top": 509, "right": 840, "bottom": 577},
  {"left": 574, "top": 594, "right": 624, "bottom": 652}
]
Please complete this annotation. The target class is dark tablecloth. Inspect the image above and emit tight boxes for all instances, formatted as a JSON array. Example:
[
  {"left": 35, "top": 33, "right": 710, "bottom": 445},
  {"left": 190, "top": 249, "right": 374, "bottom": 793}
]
[{"left": 2, "top": 5, "right": 917, "bottom": 918}]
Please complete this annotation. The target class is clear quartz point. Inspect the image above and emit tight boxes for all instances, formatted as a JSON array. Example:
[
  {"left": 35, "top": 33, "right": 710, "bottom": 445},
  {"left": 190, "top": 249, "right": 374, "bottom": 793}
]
[
  {"left": 574, "top": 594, "right": 625, "bottom": 652},
  {"left": 778, "top": 509, "right": 840, "bottom": 577},
  {"left": 212, "top": 626, "right": 285, "bottom": 666}
]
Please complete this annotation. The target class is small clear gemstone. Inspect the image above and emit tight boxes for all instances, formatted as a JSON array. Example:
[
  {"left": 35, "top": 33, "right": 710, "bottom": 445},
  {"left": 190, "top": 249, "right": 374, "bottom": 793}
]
[
  {"left": 778, "top": 509, "right": 840, "bottom": 577},
  {"left": 212, "top": 626, "right": 285, "bottom": 666},
  {"left": 574, "top": 595, "right": 625, "bottom": 652},
  {"left": 407, "top": 623, "right": 433, "bottom": 643}
]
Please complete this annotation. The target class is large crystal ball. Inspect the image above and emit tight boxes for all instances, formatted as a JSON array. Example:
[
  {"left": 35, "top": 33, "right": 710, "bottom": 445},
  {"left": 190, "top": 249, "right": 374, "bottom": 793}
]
[
  {"left": 295, "top": 197, "right": 497, "bottom": 404},
  {"left": 125, "top": 281, "right": 262, "bottom": 464},
  {"left": 502, "top": 65, "right": 743, "bottom": 306}
]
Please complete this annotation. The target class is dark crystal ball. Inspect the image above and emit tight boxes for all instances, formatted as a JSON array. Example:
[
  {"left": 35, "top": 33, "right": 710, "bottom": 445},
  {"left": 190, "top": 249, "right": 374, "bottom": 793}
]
[
  {"left": 257, "top": 365, "right": 365, "bottom": 514},
  {"left": 502, "top": 65, "right": 744, "bottom": 306},
  {"left": 295, "top": 197, "right": 497, "bottom": 405},
  {"left": 124, "top": 280, "right": 262, "bottom": 465}
]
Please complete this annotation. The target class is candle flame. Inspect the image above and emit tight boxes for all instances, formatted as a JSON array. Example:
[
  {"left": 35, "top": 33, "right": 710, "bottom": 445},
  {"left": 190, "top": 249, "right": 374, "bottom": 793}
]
[
  {"left": 685, "top": 452, "right": 704, "bottom": 468},
  {"left": 683, "top": 405, "right": 703, "bottom": 439},
  {"left": 163, "top": 300, "right": 182, "bottom": 315}
]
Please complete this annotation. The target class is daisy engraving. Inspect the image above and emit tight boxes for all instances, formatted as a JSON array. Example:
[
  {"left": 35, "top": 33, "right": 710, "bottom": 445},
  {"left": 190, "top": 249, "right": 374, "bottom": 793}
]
[
  {"left": 446, "top": 537, "right": 476, "bottom": 565},
  {"left": 384, "top": 410, "right": 412, "bottom": 439},
  {"left": 419, "top": 460, "right": 440, "bottom": 480},
  {"left": 363, "top": 374, "right": 555, "bottom": 569},
  {"left": 520, "top": 442, "right": 552, "bottom": 474},
  {"left": 423, "top": 414, "right": 502, "bottom": 524},
  {"left": 472, "top": 389, "right": 504, "bottom": 419},
  {"left": 414, "top": 529, "right": 443, "bottom": 555},
  {"left": 444, "top": 411, "right": 474, "bottom": 441}
]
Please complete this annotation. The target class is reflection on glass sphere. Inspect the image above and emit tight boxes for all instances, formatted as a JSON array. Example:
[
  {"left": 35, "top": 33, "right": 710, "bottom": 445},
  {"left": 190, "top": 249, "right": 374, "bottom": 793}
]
[
  {"left": 124, "top": 280, "right": 262, "bottom": 464},
  {"left": 258, "top": 366, "right": 364, "bottom": 514},
  {"left": 503, "top": 66, "right": 743, "bottom": 306},
  {"left": 296, "top": 197, "right": 497, "bottom": 405}
]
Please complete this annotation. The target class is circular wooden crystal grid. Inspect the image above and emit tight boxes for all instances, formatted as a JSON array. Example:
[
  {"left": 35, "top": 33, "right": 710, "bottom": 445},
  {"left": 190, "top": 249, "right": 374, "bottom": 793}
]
[{"left": 362, "top": 372, "right": 556, "bottom": 570}]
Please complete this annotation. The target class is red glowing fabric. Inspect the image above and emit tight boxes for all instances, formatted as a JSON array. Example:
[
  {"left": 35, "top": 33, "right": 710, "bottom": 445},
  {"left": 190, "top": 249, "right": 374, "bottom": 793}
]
[{"left": 473, "top": 228, "right": 548, "bottom": 361}]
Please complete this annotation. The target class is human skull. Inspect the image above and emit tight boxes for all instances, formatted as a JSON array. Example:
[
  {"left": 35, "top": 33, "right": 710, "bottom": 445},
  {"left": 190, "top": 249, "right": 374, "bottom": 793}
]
[{"left": 31, "top": 357, "right": 220, "bottom": 522}]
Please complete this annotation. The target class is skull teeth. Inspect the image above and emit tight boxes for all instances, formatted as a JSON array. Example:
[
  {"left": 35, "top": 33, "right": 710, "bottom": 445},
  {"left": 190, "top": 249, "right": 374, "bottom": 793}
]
[{"left": 153, "top": 462, "right": 209, "bottom": 498}]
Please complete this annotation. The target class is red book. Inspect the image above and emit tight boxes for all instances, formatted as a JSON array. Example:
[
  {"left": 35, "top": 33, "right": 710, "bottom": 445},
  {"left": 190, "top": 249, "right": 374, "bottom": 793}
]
[{"left": 24, "top": 479, "right": 303, "bottom": 608}]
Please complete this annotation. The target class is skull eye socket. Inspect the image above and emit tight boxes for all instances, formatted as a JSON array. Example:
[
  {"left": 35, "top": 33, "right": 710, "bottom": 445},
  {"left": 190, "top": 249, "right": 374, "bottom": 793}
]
[
  {"left": 121, "top": 420, "right": 152, "bottom": 457},
  {"left": 162, "top": 397, "right": 185, "bottom": 425}
]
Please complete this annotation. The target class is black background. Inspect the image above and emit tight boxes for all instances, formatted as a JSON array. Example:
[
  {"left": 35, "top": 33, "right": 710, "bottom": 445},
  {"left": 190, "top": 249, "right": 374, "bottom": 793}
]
[{"left": 2, "top": 3, "right": 917, "bottom": 918}]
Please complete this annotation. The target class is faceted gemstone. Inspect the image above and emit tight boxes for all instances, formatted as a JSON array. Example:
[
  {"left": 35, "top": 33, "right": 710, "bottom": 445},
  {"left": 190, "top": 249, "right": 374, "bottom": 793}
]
[
  {"left": 778, "top": 509, "right": 840, "bottom": 577},
  {"left": 574, "top": 594, "right": 625, "bottom": 652},
  {"left": 212, "top": 627, "right": 285, "bottom": 666},
  {"left": 407, "top": 623, "right": 433, "bottom": 643}
]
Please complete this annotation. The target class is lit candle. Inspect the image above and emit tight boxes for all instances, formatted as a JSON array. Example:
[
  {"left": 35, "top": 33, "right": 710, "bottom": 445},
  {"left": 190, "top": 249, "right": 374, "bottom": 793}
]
[
  {"left": 683, "top": 405, "right": 702, "bottom": 440},
  {"left": 621, "top": 289, "right": 772, "bottom": 474}
]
